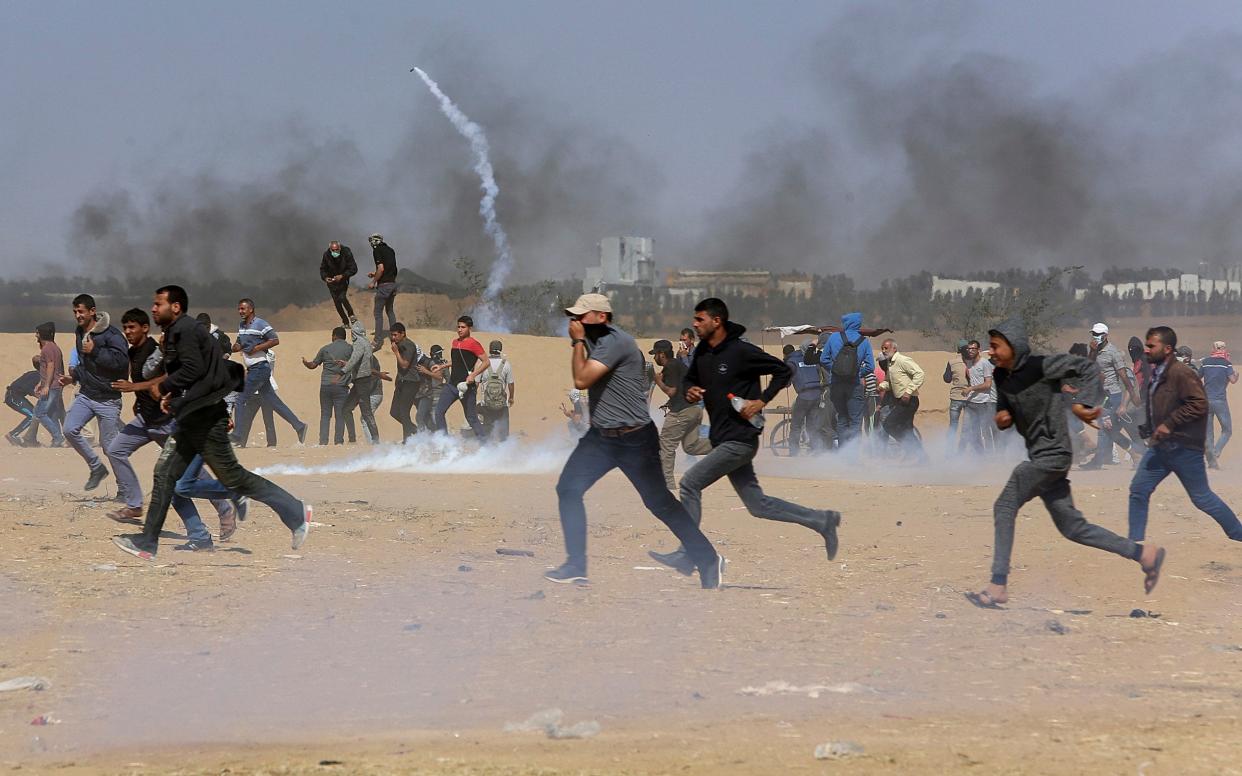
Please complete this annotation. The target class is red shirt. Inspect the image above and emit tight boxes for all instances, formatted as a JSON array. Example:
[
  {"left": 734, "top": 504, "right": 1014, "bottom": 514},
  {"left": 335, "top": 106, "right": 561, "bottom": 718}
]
[{"left": 449, "top": 337, "right": 485, "bottom": 383}]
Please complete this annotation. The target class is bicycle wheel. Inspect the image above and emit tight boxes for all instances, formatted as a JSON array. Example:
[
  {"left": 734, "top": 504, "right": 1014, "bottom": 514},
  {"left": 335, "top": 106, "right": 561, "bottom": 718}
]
[{"left": 769, "top": 418, "right": 792, "bottom": 456}]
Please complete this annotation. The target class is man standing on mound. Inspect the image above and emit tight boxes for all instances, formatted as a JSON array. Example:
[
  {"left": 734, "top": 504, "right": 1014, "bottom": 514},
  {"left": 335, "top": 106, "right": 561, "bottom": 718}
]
[
  {"left": 547, "top": 293, "right": 724, "bottom": 588},
  {"left": 967, "top": 317, "right": 1164, "bottom": 609},
  {"left": 649, "top": 298, "right": 840, "bottom": 575},
  {"left": 113, "top": 285, "right": 311, "bottom": 560}
]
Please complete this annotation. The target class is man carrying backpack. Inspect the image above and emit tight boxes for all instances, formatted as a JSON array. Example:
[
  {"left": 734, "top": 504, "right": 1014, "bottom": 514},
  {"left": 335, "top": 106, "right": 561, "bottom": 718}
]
[
  {"left": 478, "top": 340, "right": 514, "bottom": 442},
  {"left": 819, "top": 312, "right": 876, "bottom": 451}
]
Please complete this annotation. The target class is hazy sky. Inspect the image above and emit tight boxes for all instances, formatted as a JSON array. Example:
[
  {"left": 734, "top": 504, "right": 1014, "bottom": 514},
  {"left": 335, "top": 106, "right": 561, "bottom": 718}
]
[{"left": 5, "top": 1, "right": 1242, "bottom": 285}]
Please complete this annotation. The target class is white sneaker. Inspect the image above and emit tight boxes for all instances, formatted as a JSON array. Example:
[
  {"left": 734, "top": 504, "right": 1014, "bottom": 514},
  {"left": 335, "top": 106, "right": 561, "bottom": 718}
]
[{"left": 291, "top": 503, "right": 312, "bottom": 550}]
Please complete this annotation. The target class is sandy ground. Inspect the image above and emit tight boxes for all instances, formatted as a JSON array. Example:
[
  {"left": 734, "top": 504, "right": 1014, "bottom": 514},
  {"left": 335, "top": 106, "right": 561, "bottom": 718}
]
[{"left": 2, "top": 324, "right": 1241, "bottom": 775}]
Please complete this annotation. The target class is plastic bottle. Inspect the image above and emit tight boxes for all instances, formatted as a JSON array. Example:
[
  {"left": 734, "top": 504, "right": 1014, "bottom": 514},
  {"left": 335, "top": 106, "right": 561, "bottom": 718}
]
[{"left": 727, "top": 393, "right": 765, "bottom": 429}]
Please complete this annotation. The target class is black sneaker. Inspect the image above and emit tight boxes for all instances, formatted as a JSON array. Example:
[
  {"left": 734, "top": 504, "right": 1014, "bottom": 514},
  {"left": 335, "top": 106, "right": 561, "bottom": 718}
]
[
  {"left": 699, "top": 554, "right": 726, "bottom": 590},
  {"left": 296, "top": 424, "right": 308, "bottom": 445},
  {"left": 113, "top": 534, "right": 156, "bottom": 560},
  {"left": 648, "top": 548, "right": 695, "bottom": 576},
  {"left": 1079, "top": 462, "right": 1104, "bottom": 471},
  {"left": 5, "top": 431, "right": 23, "bottom": 447},
  {"left": 544, "top": 562, "right": 588, "bottom": 584},
  {"left": 173, "top": 540, "right": 215, "bottom": 552},
  {"left": 819, "top": 510, "right": 841, "bottom": 561},
  {"left": 231, "top": 495, "right": 250, "bottom": 522},
  {"left": 84, "top": 465, "right": 110, "bottom": 491}
]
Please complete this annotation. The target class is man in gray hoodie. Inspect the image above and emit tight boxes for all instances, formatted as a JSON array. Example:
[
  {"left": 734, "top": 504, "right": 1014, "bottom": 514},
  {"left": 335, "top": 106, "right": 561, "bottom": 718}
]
[
  {"left": 341, "top": 319, "right": 379, "bottom": 444},
  {"left": 966, "top": 318, "right": 1165, "bottom": 609}
]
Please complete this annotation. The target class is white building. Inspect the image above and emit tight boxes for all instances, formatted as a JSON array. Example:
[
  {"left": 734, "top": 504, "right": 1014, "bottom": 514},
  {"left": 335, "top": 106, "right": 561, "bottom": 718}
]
[{"left": 583, "top": 237, "right": 657, "bottom": 293}]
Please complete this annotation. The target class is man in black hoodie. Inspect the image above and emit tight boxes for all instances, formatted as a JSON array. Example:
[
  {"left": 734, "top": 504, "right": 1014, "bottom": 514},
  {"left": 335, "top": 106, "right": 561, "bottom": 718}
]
[
  {"left": 62, "top": 293, "right": 130, "bottom": 492},
  {"left": 320, "top": 240, "right": 358, "bottom": 326},
  {"left": 966, "top": 317, "right": 1165, "bottom": 609},
  {"left": 112, "top": 285, "right": 312, "bottom": 560},
  {"left": 649, "top": 298, "right": 840, "bottom": 575}
]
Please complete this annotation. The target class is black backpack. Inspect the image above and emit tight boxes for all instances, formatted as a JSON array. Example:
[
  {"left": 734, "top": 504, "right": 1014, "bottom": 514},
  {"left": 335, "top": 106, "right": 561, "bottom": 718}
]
[{"left": 831, "top": 333, "right": 861, "bottom": 382}]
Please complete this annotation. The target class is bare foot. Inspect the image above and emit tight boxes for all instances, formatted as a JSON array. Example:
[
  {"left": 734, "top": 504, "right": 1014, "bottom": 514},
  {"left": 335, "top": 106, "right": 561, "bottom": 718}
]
[{"left": 1140, "top": 544, "right": 1166, "bottom": 594}]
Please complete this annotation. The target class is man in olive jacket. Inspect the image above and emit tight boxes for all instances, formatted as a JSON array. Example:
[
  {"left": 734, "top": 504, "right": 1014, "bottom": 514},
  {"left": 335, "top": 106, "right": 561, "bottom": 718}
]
[
  {"left": 112, "top": 285, "right": 312, "bottom": 560},
  {"left": 1128, "top": 325, "right": 1242, "bottom": 543}
]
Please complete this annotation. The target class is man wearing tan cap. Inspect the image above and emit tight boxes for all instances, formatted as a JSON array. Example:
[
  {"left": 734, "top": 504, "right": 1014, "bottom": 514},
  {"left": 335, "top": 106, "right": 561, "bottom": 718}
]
[{"left": 548, "top": 293, "right": 724, "bottom": 588}]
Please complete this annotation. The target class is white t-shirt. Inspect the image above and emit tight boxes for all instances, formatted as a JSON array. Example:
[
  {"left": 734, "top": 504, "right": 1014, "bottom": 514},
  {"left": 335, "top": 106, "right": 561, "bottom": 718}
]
[
  {"left": 486, "top": 356, "right": 514, "bottom": 385},
  {"left": 967, "top": 358, "right": 995, "bottom": 404}
]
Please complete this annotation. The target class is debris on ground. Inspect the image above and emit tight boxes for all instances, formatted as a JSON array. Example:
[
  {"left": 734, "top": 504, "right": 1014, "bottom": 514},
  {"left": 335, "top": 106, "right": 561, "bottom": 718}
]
[
  {"left": 525, "top": 590, "right": 546, "bottom": 600},
  {"left": 1130, "top": 609, "right": 1161, "bottom": 619},
  {"left": 30, "top": 713, "right": 59, "bottom": 726},
  {"left": 0, "top": 676, "right": 51, "bottom": 692},
  {"left": 402, "top": 623, "right": 422, "bottom": 632},
  {"left": 738, "top": 681, "right": 872, "bottom": 698},
  {"left": 496, "top": 548, "right": 535, "bottom": 557},
  {"left": 91, "top": 563, "right": 117, "bottom": 572},
  {"left": 1045, "top": 619, "right": 1069, "bottom": 635},
  {"left": 504, "top": 708, "right": 601, "bottom": 739},
  {"left": 814, "top": 740, "right": 864, "bottom": 759}
]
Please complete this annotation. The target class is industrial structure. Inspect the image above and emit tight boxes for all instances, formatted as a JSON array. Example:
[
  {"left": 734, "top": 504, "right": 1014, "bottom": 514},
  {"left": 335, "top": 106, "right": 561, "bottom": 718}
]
[{"left": 582, "top": 237, "right": 657, "bottom": 293}]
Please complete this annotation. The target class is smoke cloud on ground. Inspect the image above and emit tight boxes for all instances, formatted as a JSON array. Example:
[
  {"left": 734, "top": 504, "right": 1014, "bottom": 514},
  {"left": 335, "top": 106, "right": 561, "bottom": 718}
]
[{"left": 256, "top": 433, "right": 573, "bottom": 478}]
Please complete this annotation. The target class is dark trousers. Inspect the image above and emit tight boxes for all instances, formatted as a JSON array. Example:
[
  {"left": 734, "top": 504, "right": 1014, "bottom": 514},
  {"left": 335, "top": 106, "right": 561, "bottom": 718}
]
[
  {"left": 433, "top": 382, "right": 484, "bottom": 439},
  {"left": 349, "top": 378, "right": 379, "bottom": 443},
  {"left": 318, "top": 383, "right": 349, "bottom": 445},
  {"left": 789, "top": 394, "right": 824, "bottom": 456},
  {"left": 829, "top": 382, "right": 865, "bottom": 446},
  {"left": 328, "top": 282, "right": 354, "bottom": 325},
  {"left": 1090, "top": 391, "right": 1142, "bottom": 465},
  {"left": 138, "top": 404, "right": 305, "bottom": 551},
  {"left": 555, "top": 424, "right": 717, "bottom": 571},
  {"left": 1128, "top": 443, "right": 1242, "bottom": 541},
  {"left": 883, "top": 396, "right": 925, "bottom": 458},
  {"left": 479, "top": 406, "right": 510, "bottom": 442},
  {"left": 6, "top": 391, "right": 34, "bottom": 437},
  {"left": 390, "top": 380, "right": 419, "bottom": 440},
  {"left": 415, "top": 395, "right": 436, "bottom": 432},
  {"left": 373, "top": 282, "right": 397, "bottom": 338},
  {"left": 991, "top": 461, "right": 1141, "bottom": 585}
]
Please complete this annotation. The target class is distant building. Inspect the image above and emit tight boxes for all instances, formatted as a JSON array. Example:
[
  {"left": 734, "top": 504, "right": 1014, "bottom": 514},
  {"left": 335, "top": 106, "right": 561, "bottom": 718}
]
[
  {"left": 930, "top": 275, "right": 1002, "bottom": 299},
  {"left": 583, "top": 237, "right": 657, "bottom": 293},
  {"left": 665, "top": 269, "right": 772, "bottom": 300},
  {"left": 1100, "top": 273, "right": 1242, "bottom": 300}
]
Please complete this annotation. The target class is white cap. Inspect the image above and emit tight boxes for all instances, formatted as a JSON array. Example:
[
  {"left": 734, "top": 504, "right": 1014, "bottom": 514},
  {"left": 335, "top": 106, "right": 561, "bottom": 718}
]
[{"left": 1091, "top": 322, "right": 1109, "bottom": 335}]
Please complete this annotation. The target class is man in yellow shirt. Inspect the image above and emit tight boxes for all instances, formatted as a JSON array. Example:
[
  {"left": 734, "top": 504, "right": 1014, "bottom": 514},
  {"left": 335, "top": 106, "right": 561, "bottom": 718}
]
[{"left": 879, "top": 338, "right": 927, "bottom": 462}]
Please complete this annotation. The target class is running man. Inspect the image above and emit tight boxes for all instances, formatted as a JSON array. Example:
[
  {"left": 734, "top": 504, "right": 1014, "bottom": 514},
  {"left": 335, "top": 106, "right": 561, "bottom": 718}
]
[
  {"left": 230, "top": 298, "right": 307, "bottom": 447},
  {"left": 320, "top": 240, "right": 358, "bottom": 326},
  {"left": 62, "top": 294, "right": 129, "bottom": 491},
  {"left": 106, "top": 308, "right": 236, "bottom": 549},
  {"left": 113, "top": 285, "right": 312, "bottom": 560},
  {"left": 1127, "top": 326, "right": 1242, "bottom": 543},
  {"left": 5, "top": 356, "right": 42, "bottom": 446},
  {"left": 548, "top": 293, "right": 723, "bottom": 588},
  {"left": 966, "top": 317, "right": 1165, "bottom": 609},
  {"left": 651, "top": 338, "right": 712, "bottom": 488},
  {"left": 29, "top": 323, "right": 66, "bottom": 447},
  {"left": 1200, "top": 340, "right": 1237, "bottom": 468},
  {"left": 649, "top": 298, "right": 840, "bottom": 575}
]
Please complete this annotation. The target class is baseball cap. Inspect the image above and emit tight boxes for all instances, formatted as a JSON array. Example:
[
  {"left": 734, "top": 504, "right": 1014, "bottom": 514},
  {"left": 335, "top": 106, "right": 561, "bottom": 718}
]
[
  {"left": 565, "top": 293, "right": 612, "bottom": 316},
  {"left": 489, "top": 339, "right": 503, "bottom": 355},
  {"left": 649, "top": 339, "right": 674, "bottom": 355},
  {"left": 429, "top": 344, "right": 444, "bottom": 355},
  {"left": 1091, "top": 323, "right": 1109, "bottom": 335}
]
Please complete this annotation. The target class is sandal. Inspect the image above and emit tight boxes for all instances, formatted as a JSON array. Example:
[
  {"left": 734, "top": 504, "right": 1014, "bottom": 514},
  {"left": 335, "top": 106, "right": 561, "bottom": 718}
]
[
  {"left": 219, "top": 505, "right": 238, "bottom": 543},
  {"left": 965, "top": 591, "right": 1005, "bottom": 610}
]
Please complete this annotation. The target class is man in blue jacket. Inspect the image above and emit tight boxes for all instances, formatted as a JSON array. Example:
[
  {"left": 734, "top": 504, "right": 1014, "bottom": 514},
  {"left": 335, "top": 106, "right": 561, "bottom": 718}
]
[
  {"left": 819, "top": 312, "right": 875, "bottom": 450},
  {"left": 61, "top": 294, "right": 129, "bottom": 492},
  {"left": 788, "top": 340, "right": 828, "bottom": 455}
]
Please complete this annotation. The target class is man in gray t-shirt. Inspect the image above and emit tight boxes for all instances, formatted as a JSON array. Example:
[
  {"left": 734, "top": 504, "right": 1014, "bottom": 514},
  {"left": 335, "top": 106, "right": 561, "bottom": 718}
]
[
  {"left": 302, "top": 326, "right": 354, "bottom": 445},
  {"left": 546, "top": 293, "right": 722, "bottom": 590},
  {"left": 1085, "top": 323, "right": 1143, "bottom": 469}
]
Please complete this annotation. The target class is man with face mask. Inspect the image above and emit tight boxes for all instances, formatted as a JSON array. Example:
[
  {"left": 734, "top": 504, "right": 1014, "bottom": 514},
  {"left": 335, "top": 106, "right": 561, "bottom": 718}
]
[
  {"left": 320, "top": 240, "right": 358, "bottom": 326},
  {"left": 366, "top": 233, "right": 398, "bottom": 348},
  {"left": 548, "top": 293, "right": 724, "bottom": 588},
  {"left": 650, "top": 298, "right": 840, "bottom": 577},
  {"left": 1082, "top": 323, "right": 1143, "bottom": 470},
  {"left": 1127, "top": 326, "right": 1242, "bottom": 544}
]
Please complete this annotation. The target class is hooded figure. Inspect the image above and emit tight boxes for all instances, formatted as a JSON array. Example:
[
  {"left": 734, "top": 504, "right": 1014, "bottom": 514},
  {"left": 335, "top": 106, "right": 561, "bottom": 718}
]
[
  {"left": 341, "top": 319, "right": 379, "bottom": 443},
  {"left": 965, "top": 317, "right": 1162, "bottom": 610},
  {"left": 819, "top": 312, "right": 876, "bottom": 446}
]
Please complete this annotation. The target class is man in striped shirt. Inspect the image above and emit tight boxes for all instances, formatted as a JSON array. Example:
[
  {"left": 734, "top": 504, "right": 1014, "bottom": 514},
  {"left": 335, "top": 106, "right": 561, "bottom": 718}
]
[
  {"left": 1201, "top": 340, "right": 1238, "bottom": 469},
  {"left": 229, "top": 298, "right": 307, "bottom": 448}
]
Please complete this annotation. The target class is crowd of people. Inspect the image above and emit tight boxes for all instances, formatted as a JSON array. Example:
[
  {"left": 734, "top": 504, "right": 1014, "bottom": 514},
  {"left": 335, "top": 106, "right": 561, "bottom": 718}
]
[{"left": 3, "top": 272, "right": 1238, "bottom": 602}]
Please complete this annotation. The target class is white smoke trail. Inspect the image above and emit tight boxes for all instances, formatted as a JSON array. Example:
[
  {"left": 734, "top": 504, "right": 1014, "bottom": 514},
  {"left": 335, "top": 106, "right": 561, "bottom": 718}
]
[
  {"left": 412, "top": 67, "right": 513, "bottom": 329},
  {"left": 256, "top": 434, "right": 572, "bottom": 477}
]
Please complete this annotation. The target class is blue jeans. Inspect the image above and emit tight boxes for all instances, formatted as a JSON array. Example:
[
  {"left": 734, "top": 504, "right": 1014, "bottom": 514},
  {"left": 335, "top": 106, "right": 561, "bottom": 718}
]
[
  {"left": 828, "top": 382, "right": 865, "bottom": 447},
  {"left": 555, "top": 424, "right": 717, "bottom": 571},
  {"left": 64, "top": 394, "right": 122, "bottom": 469},
  {"left": 107, "top": 414, "right": 177, "bottom": 508},
  {"left": 232, "top": 362, "right": 304, "bottom": 446},
  {"left": 1207, "top": 400, "right": 1232, "bottom": 459},
  {"left": 1128, "top": 443, "right": 1242, "bottom": 542},
  {"left": 30, "top": 388, "right": 65, "bottom": 444},
  {"left": 433, "top": 382, "right": 484, "bottom": 439},
  {"left": 174, "top": 454, "right": 237, "bottom": 509},
  {"left": 153, "top": 439, "right": 215, "bottom": 545},
  {"left": 947, "top": 399, "right": 967, "bottom": 452}
]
